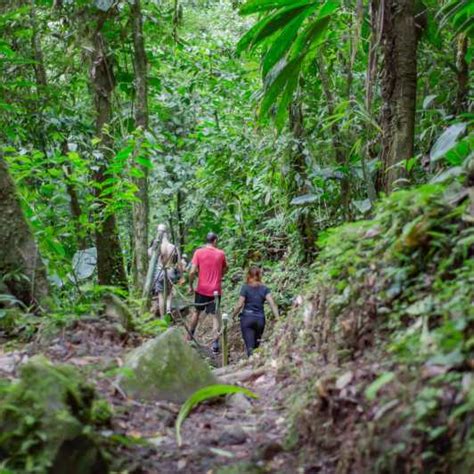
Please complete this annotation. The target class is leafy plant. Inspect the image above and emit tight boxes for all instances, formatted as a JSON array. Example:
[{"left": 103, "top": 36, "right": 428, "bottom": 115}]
[
  {"left": 237, "top": 0, "right": 338, "bottom": 128},
  {"left": 176, "top": 384, "right": 258, "bottom": 446}
]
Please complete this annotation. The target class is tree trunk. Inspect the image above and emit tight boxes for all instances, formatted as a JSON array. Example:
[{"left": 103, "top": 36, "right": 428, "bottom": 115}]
[
  {"left": 89, "top": 19, "right": 127, "bottom": 288},
  {"left": 0, "top": 156, "right": 49, "bottom": 307},
  {"left": 29, "top": 2, "right": 48, "bottom": 157},
  {"left": 363, "top": 0, "right": 381, "bottom": 204},
  {"left": 131, "top": 0, "right": 149, "bottom": 292},
  {"left": 288, "top": 101, "right": 316, "bottom": 262},
  {"left": 30, "top": 6, "right": 47, "bottom": 89},
  {"left": 316, "top": 57, "right": 351, "bottom": 217},
  {"left": 176, "top": 189, "right": 185, "bottom": 250},
  {"left": 377, "top": 0, "right": 418, "bottom": 194},
  {"left": 455, "top": 34, "right": 469, "bottom": 115}
]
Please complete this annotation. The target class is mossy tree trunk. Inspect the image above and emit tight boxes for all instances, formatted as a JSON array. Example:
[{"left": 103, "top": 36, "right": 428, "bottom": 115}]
[
  {"left": 455, "top": 34, "right": 469, "bottom": 115},
  {"left": 0, "top": 157, "right": 49, "bottom": 307},
  {"left": 377, "top": 0, "right": 418, "bottom": 194},
  {"left": 89, "top": 14, "right": 127, "bottom": 288},
  {"left": 131, "top": 0, "right": 149, "bottom": 293}
]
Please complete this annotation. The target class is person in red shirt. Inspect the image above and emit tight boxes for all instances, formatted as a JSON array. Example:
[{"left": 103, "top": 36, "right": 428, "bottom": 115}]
[{"left": 188, "top": 232, "right": 228, "bottom": 353}]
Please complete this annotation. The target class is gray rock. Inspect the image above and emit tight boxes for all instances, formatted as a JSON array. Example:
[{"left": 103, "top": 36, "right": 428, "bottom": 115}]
[
  {"left": 227, "top": 392, "right": 253, "bottom": 411},
  {"left": 218, "top": 427, "right": 247, "bottom": 446},
  {"left": 101, "top": 293, "right": 134, "bottom": 331},
  {"left": 118, "top": 328, "right": 217, "bottom": 403}
]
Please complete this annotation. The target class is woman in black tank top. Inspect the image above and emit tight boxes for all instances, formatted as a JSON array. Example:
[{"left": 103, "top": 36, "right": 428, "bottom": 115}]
[{"left": 231, "top": 267, "right": 279, "bottom": 356}]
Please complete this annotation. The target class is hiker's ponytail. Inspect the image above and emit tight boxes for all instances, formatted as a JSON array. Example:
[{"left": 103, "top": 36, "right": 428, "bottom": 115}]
[{"left": 246, "top": 266, "right": 262, "bottom": 284}]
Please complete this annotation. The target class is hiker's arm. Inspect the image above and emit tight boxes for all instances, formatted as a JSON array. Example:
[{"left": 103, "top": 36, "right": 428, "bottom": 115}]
[
  {"left": 231, "top": 296, "right": 245, "bottom": 319},
  {"left": 189, "top": 263, "right": 198, "bottom": 292},
  {"left": 266, "top": 294, "right": 279, "bottom": 319}
]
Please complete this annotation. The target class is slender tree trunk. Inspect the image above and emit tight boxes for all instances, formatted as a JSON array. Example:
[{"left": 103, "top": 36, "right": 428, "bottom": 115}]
[
  {"left": 131, "top": 0, "right": 149, "bottom": 292},
  {"left": 89, "top": 18, "right": 127, "bottom": 288},
  {"left": 176, "top": 189, "right": 185, "bottom": 250},
  {"left": 288, "top": 101, "right": 316, "bottom": 262},
  {"left": 377, "top": 0, "right": 418, "bottom": 194},
  {"left": 29, "top": 2, "right": 49, "bottom": 157},
  {"left": 30, "top": 8, "right": 47, "bottom": 89},
  {"left": 316, "top": 57, "right": 351, "bottom": 217},
  {"left": 455, "top": 34, "right": 469, "bottom": 115},
  {"left": 0, "top": 156, "right": 49, "bottom": 307},
  {"left": 173, "top": 0, "right": 180, "bottom": 42},
  {"left": 362, "top": 0, "right": 381, "bottom": 204}
]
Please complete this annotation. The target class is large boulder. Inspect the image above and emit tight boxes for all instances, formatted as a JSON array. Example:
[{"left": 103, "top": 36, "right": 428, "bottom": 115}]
[
  {"left": 0, "top": 356, "right": 110, "bottom": 474},
  {"left": 118, "top": 328, "right": 217, "bottom": 403}
]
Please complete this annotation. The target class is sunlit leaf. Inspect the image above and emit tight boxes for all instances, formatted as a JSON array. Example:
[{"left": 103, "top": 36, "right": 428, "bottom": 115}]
[
  {"left": 176, "top": 384, "right": 258, "bottom": 446},
  {"left": 430, "top": 123, "right": 467, "bottom": 162},
  {"left": 240, "top": 0, "right": 316, "bottom": 16},
  {"left": 365, "top": 372, "right": 395, "bottom": 401},
  {"left": 72, "top": 247, "right": 97, "bottom": 280},
  {"left": 290, "top": 193, "right": 320, "bottom": 205}
]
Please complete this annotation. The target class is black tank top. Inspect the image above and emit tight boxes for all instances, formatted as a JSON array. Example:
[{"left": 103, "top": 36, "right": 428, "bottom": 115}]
[{"left": 240, "top": 284, "right": 270, "bottom": 318}]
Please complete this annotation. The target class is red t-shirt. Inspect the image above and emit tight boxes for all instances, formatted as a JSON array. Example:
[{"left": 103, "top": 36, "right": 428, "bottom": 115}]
[{"left": 192, "top": 246, "right": 227, "bottom": 296}]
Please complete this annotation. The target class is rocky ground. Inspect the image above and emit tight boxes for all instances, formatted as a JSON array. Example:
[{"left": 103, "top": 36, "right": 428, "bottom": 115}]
[{"left": 0, "top": 314, "right": 300, "bottom": 474}]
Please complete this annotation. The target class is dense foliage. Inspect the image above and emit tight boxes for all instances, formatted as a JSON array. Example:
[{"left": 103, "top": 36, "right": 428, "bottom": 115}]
[
  {"left": 0, "top": 0, "right": 472, "bottom": 471},
  {"left": 271, "top": 172, "right": 473, "bottom": 471}
]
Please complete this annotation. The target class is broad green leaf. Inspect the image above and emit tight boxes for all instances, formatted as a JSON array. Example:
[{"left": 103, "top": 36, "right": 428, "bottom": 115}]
[
  {"left": 260, "top": 58, "right": 302, "bottom": 118},
  {"left": 430, "top": 123, "right": 467, "bottom": 162},
  {"left": 262, "top": 5, "right": 318, "bottom": 77},
  {"left": 95, "top": 0, "right": 114, "bottom": 11},
  {"left": 251, "top": 6, "right": 308, "bottom": 49},
  {"left": 240, "top": 0, "right": 316, "bottom": 16},
  {"left": 290, "top": 193, "right": 320, "bottom": 205},
  {"left": 238, "top": 3, "right": 319, "bottom": 53},
  {"left": 289, "top": 15, "right": 331, "bottom": 60},
  {"left": 365, "top": 372, "right": 395, "bottom": 401},
  {"left": 275, "top": 68, "right": 299, "bottom": 130},
  {"left": 72, "top": 248, "right": 97, "bottom": 280},
  {"left": 422, "top": 94, "right": 437, "bottom": 110},
  {"left": 352, "top": 199, "right": 372, "bottom": 213},
  {"left": 176, "top": 384, "right": 258, "bottom": 446}
]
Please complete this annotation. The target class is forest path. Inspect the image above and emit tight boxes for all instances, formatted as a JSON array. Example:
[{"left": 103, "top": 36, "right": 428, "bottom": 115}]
[{"left": 0, "top": 317, "right": 296, "bottom": 473}]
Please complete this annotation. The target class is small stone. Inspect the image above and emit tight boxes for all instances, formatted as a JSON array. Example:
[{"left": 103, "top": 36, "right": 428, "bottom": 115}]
[
  {"left": 227, "top": 392, "right": 253, "bottom": 411},
  {"left": 336, "top": 371, "right": 353, "bottom": 390},
  {"left": 258, "top": 441, "right": 283, "bottom": 461},
  {"left": 70, "top": 333, "right": 82, "bottom": 344},
  {"left": 218, "top": 427, "right": 247, "bottom": 446}
]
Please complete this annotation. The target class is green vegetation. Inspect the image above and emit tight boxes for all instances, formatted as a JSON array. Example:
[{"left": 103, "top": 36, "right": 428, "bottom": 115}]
[
  {"left": 176, "top": 384, "right": 258, "bottom": 446},
  {"left": 272, "top": 174, "right": 474, "bottom": 471},
  {"left": 0, "top": 357, "right": 110, "bottom": 473},
  {"left": 0, "top": 0, "right": 472, "bottom": 472}
]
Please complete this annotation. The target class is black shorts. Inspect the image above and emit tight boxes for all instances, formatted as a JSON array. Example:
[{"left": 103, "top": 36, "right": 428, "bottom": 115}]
[{"left": 195, "top": 292, "right": 221, "bottom": 314}]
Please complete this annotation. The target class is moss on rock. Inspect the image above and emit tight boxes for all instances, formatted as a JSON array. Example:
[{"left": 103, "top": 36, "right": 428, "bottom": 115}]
[
  {"left": 118, "top": 327, "right": 217, "bottom": 403},
  {"left": 0, "top": 356, "right": 110, "bottom": 473}
]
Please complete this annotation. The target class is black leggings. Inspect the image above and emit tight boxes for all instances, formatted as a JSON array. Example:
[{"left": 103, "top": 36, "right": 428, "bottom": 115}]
[{"left": 240, "top": 315, "right": 265, "bottom": 356}]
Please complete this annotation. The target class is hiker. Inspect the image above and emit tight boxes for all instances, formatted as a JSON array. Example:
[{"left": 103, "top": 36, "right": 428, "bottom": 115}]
[
  {"left": 231, "top": 266, "right": 279, "bottom": 357},
  {"left": 188, "top": 232, "right": 228, "bottom": 353},
  {"left": 148, "top": 224, "right": 182, "bottom": 317}
]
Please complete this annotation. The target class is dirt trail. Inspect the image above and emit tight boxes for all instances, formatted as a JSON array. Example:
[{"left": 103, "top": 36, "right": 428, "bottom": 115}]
[{"left": 0, "top": 317, "right": 296, "bottom": 473}]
